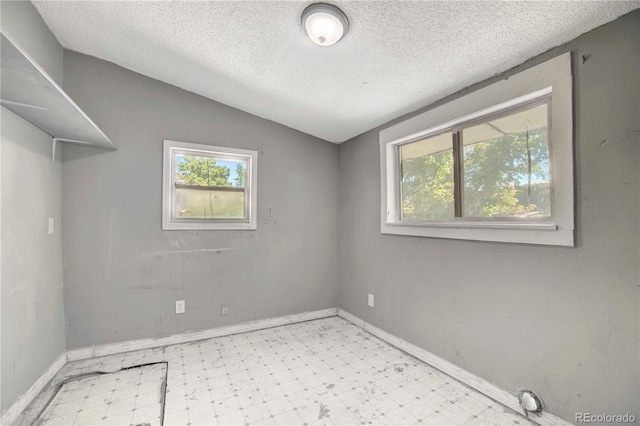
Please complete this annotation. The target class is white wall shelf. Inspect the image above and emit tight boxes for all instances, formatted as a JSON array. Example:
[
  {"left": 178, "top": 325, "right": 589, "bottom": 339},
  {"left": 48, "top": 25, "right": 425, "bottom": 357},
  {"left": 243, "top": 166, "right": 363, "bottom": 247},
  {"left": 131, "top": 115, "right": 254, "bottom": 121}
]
[{"left": 1, "top": 28, "right": 115, "bottom": 150}]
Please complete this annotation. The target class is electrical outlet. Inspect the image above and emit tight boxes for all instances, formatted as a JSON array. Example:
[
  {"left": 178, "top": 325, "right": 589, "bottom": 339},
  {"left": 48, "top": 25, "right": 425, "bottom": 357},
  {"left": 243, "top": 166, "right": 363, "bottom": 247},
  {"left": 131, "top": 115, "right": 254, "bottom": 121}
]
[
  {"left": 175, "top": 300, "right": 185, "bottom": 314},
  {"left": 48, "top": 218, "right": 54, "bottom": 234},
  {"left": 368, "top": 293, "right": 375, "bottom": 308},
  {"left": 221, "top": 304, "right": 229, "bottom": 316}
]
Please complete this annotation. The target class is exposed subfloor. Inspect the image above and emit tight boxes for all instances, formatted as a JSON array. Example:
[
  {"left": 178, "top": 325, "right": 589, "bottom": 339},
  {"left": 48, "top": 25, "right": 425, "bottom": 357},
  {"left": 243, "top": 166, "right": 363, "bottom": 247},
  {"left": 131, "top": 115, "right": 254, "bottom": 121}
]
[
  {"left": 37, "top": 363, "right": 167, "bottom": 425},
  {"left": 20, "top": 316, "right": 534, "bottom": 425}
]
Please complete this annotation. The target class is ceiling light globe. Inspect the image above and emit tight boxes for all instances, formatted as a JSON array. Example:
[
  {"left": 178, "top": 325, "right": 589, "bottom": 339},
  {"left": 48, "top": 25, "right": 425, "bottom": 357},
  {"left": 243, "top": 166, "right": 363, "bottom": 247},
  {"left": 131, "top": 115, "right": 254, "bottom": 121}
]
[{"left": 302, "top": 3, "right": 349, "bottom": 47}]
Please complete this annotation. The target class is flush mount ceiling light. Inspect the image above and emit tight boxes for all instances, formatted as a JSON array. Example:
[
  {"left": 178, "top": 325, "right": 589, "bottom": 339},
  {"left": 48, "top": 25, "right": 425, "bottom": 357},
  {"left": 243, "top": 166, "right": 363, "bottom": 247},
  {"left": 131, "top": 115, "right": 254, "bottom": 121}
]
[{"left": 301, "top": 3, "right": 349, "bottom": 47}]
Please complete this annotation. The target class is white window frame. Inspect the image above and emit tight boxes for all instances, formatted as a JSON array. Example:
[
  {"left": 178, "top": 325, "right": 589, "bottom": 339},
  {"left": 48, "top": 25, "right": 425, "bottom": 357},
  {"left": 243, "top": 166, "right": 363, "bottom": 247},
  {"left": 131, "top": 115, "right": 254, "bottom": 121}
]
[
  {"left": 162, "top": 140, "right": 258, "bottom": 231},
  {"left": 380, "top": 53, "right": 574, "bottom": 246}
]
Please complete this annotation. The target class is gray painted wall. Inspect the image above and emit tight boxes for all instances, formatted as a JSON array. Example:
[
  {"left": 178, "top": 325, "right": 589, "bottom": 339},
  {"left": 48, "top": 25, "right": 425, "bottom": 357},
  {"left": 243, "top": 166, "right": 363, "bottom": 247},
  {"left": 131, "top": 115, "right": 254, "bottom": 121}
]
[
  {"left": 0, "top": 1, "right": 66, "bottom": 414},
  {"left": 338, "top": 11, "right": 639, "bottom": 423},
  {"left": 1, "top": 107, "right": 66, "bottom": 413},
  {"left": 61, "top": 51, "right": 339, "bottom": 349},
  {"left": 0, "top": 1, "right": 63, "bottom": 85}
]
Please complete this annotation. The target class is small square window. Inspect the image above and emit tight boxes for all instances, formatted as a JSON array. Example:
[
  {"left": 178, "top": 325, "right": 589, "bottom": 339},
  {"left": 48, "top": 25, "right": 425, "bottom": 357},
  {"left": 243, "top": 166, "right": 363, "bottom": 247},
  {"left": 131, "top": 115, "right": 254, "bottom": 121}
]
[{"left": 162, "top": 140, "right": 257, "bottom": 230}]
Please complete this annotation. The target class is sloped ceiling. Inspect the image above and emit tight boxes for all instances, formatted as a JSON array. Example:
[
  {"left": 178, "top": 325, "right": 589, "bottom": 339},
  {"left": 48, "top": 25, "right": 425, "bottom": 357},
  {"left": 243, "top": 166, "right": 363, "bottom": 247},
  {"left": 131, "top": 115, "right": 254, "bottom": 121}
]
[{"left": 33, "top": 1, "right": 639, "bottom": 143}]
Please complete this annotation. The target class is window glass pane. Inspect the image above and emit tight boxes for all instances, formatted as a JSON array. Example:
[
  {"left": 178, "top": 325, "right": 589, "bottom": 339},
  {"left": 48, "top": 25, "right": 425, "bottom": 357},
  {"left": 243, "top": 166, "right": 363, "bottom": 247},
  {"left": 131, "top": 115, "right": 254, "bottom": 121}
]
[
  {"left": 174, "top": 153, "right": 247, "bottom": 220},
  {"left": 400, "top": 132, "right": 454, "bottom": 221},
  {"left": 462, "top": 103, "right": 550, "bottom": 218}
]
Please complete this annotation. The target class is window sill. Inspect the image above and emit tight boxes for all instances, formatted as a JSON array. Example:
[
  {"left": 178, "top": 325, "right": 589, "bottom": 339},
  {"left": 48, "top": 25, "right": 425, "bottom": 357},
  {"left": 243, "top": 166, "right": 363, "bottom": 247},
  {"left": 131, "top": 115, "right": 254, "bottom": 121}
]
[
  {"left": 388, "top": 220, "right": 557, "bottom": 230},
  {"left": 381, "top": 221, "right": 573, "bottom": 246},
  {"left": 162, "top": 221, "right": 256, "bottom": 231}
]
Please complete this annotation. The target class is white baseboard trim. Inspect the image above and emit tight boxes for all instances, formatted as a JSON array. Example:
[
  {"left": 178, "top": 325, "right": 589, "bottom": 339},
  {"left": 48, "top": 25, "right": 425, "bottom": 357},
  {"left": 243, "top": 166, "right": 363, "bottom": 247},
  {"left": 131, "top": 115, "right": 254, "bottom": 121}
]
[
  {"left": 67, "top": 308, "right": 338, "bottom": 362},
  {"left": 337, "top": 309, "right": 572, "bottom": 426},
  {"left": 1, "top": 351, "right": 67, "bottom": 426},
  {"left": 2, "top": 308, "right": 571, "bottom": 426},
  {"left": 2, "top": 309, "right": 336, "bottom": 423}
]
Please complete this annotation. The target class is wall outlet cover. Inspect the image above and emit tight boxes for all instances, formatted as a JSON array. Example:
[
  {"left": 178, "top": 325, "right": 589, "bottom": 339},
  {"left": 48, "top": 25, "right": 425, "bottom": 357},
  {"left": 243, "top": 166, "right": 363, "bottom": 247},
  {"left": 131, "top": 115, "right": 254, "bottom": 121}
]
[
  {"left": 221, "top": 304, "right": 229, "bottom": 316},
  {"left": 368, "top": 293, "right": 375, "bottom": 308},
  {"left": 175, "top": 300, "right": 185, "bottom": 314}
]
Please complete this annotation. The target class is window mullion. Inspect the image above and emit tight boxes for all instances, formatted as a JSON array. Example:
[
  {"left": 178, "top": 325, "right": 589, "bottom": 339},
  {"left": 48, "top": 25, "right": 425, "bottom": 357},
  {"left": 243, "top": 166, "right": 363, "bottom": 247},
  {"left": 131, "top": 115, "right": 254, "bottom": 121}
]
[{"left": 453, "top": 131, "right": 463, "bottom": 218}]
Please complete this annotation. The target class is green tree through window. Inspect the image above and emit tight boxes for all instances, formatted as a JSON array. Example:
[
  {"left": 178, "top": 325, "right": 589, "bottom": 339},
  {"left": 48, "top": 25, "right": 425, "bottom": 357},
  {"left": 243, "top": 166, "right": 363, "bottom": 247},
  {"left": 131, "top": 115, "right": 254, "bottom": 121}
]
[
  {"left": 401, "top": 148, "right": 455, "bottom": 221},
  {"left": 234, "top": 163, "right": 246, "bottom": 188},
  {"left": 400, "top": 103, "right": 550, "bottom": 221},
  {"left": 177, "top": 156, "right": 232, "bottom": 187},
  {"left": 463, "top": 126, "right": 550, "bottom": 218}
]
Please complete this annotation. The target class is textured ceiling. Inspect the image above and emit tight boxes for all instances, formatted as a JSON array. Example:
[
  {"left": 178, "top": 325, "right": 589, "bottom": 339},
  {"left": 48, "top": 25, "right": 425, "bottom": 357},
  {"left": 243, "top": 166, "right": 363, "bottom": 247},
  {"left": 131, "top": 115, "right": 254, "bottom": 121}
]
[{"left": 33, "top": 1, "right": 639, "bottom": 143}]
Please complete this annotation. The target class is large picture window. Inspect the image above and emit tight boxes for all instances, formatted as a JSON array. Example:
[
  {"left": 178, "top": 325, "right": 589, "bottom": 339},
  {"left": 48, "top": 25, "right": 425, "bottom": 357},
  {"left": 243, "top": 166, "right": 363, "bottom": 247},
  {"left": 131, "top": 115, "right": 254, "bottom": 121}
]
[
  {"left": 400, "top": 99, "right": 550, "bottom": 222},
  {"left": 162, "top": 140, "right": 257, "bottom": 230},
  {"left": 380, "top": 53, "right": 573, "bottom": 246}
]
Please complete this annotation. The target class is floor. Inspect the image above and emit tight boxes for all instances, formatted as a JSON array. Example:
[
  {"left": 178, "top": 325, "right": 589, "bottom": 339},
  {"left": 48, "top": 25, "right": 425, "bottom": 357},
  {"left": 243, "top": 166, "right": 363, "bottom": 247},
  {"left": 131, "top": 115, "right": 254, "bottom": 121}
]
[
  {"left": 21, "top": 316, "right": 534, "bottom": 425},
  {"left": 37, "top": 363, "right": 167, "bottom": 426}
]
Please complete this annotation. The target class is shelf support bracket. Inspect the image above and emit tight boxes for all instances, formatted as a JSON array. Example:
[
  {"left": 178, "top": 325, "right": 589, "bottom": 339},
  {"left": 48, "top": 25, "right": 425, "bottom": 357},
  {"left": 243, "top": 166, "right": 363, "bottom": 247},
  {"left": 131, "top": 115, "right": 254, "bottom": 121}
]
[{"left": 51, "top": 137, "right": 95, "bottom": 162}]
